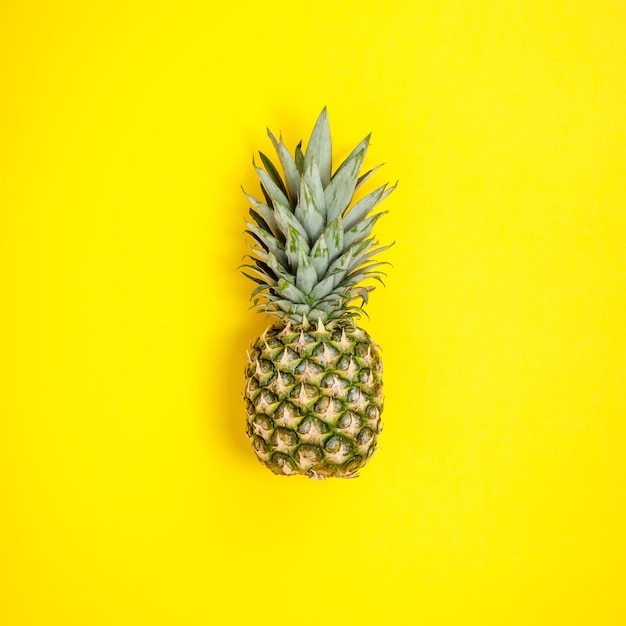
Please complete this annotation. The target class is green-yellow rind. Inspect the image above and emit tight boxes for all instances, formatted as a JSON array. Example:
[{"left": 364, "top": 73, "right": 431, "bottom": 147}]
[{"left": 245, "top": 320, "right": 383, "bottom": 479}]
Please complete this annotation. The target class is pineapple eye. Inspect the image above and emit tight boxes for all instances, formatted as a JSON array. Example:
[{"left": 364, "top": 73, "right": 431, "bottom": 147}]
[
  {"left": 358, "top": 368, "right": 372, "bottom": 384},
  {"left": 337, "top": 412, "right": 352, "bottom": 429},
  {"left": 306, "top": 361, "right": 323, "bottom": 379},
  {"left": 294, "top": 331, "right": 315, "bottom": 348},
  {"left": 273, "top": 401, "right": 299, "bottom": 427},
  {"left": 314, "top": 396, "right": 330, "bottom": 412},
  {"left": 342, "top": 455, "right": 364, "bottom": 476},
  {"left": 289, "top": 382, "right": 318, "bottom": 402},
  {"left": 321, "top": 374, "right": 336, "bottom": 388},
  {"left": 335, "top": 355, "right": 351, "bottom": 371},
  {"left": 279, "top": 371, "right": 295, "bottom": 386},
  {"left": 257, "top": 389, "right": 278, "bottom": 406},
  {"left": 295, "top": 444, "right": 323, "bottom": 464},
  {"left": 324, "top": 435, "right": 342, "bottom": 453},
  {"left": 271, "top": 428, "right": 298, "bottom": 447},
  {"left": 297, "top": 418, "right": 313, "bottom": 434},
  {"left": 324, "top": 435, "right": 353, "bottom": 456},
  {"left": 253, "top": 414, "right": 273, "bottom": 431},
  {"left": 257, "top": 359, "right": 274, "bottom": 375},
  {"left": 271, "top": 452, "right": 297, "bottom": 475},
  {"left": 251, "top": 436, "right": 269, "bottom": 457},
  {"left": 297, "top": 417, "right": 328, "bottom": 436},
  {"left": 346, "top": 387, "right": 360, "bottom": 404},
  {"left": 265, "top": 336, "right": 283, "bottom": 349},
  {"left": 337, "top": 412, "right": 361, "bottom": 430},
  {"left": 330, "top": 330, "right": 342, "bottom": 343},
  {"left": 295, "top": 359, "right": 323, "bottom": 382},
  {"left": 354, "top": 342, "right": 371, "bottom": 358},
  {"left": 311, "top": 341, "right": 339, "bottom": 364},
  {"left": 356, "top": 427, "right": 374, "bottom": 446},
  {"left": 276, "top": 347, "right": 299, "bottom": 367},
  {"left": 365, "top": 404, "right": 380, "bottom": 422}
]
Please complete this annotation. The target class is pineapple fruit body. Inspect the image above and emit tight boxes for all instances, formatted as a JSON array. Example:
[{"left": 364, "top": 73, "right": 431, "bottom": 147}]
[
  {"left": 241, "top": 108, "right": 395, "bottom": 478},
  {"left": 245, "top": 320, "right": 383, "bottom": 478}
]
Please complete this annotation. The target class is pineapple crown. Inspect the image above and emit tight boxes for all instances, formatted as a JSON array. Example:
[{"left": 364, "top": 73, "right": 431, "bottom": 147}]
[{"left": 242, "top": 108, "right": 396, "bottom": 324}]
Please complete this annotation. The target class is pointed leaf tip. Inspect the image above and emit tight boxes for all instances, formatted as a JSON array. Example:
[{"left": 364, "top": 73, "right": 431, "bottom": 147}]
[{"left": 305, "top": 108, "right": 332, "bottom": 187}]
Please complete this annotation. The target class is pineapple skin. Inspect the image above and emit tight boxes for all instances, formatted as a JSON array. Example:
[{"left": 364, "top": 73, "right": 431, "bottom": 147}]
[{"left": 244, "top": 320, "right": 383, "bottom": 479}]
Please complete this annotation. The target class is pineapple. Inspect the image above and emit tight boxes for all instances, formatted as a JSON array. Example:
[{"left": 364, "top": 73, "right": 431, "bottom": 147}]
[{"left": 242, "top": 108, "right": 395, "bottom": 478}]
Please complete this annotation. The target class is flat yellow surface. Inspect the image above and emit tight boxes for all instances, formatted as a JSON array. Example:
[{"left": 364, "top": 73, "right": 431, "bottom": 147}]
[{"left": 1, "top": 1, "right": 625, "bottom": 624}]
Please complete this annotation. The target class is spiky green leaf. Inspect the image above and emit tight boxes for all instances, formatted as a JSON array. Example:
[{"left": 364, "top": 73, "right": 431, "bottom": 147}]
[
  {"left": 243, "top": 189, "right": 281, "bottom": 239},
  {"left": 277, "top": 278, "right": 308, "bottom": 304},
  {"left": 295, "top": 249, "right": 317, "bottom": 294},
  {"left": 242, "top": 271, "right": 269, "bottom": 286},
  {"left": 343, "top": 182, "right": 396, "bottom": 230},
  {"left": 258, "top": 152, "right": 288, "bottom": 199},
  {"left": 295, "top": 161, "right": 325, "bottom": 243},
  {"left": 295, "top": 141, "right": 305, "bottom": 174},
  {"left": 309, "top": 271, "right": 338, "bottom": 302},
  {"left": 356, "top": 164, "right": 384, "bottom": 190},
  {"left": 304, "top": 108, "right": 332, "bottom": 186},
  {"left": 324, "top": 135, "right": 370, "bottom": 222},
  {"left": 267, "top": 251, "right": 295, "bottom": 283},
  {"left": 267, "top": 129, "right": 300, "bottom": 205},
  {"left": 254, "top": 165, "right": 290, "bottom": 212},
  {"left": 274, "top": 201, "right": 311, "bottom": 247},
  {"left": 321, "top": 215, "right": 344, "bottom": 264},
  {"left": 285, "top": 225, "right": 311, "bottom": 272},
  {"left": 245, "top": 223, "right": 288, "bottom": 267},
  {"left": 343, "top": 211, "right": 387, "bottom": 250},
  {"left": 309, "top": 232, "right": 330, "bottom": 279}
]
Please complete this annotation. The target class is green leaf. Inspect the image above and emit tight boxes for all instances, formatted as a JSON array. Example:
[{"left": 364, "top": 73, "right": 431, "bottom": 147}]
[
  {"left": 248, "top": 208, "right": 269, "bottom": 232},
  {"left": 321, "top": 215, "right": 344, "bottom": 264},
  {"left": 304, "top": 107, "right": 332, "bottom": 187},
  {"left": 295, "top": 141, "right": 305, "bottom": 174},
  {"left": 309, "top": 272, "right": 337, "bottom": 301},
  {"left": 324, "top": 135, "right": 370, "bottom": 222},
  {"left": 273, "top": 299, "right": 302, "bottom": 315},
  {"left": 348, "top": 239, "right": 391, "bottom": 272},
  {"left": 295, "top": 248, "right": 317, "bottom": 294},
  {"left": 240, "top": 263, "right": 276, "bottom": 285},
  {"left": 317, "top": 238, "right": 378, "bottom": 297},
  {"left": 323, "top": 239, "right": 367, "bottom": 289},
  {"left": 356, "top": 164, "right": 383, "bottom": 190},
  {"left": 274, "top": 200, "right": 311, "bottom": 247},
  {"left": 242, "top": 271, "right": 269, "bottom": 286},
  {"left": 267, "top": 251, "right": 295, "bottom": 283},
  {"left": 245, "top": 222, "right": 287, "bottom": 266},
  {"left": 277, "top": 278, "right": 308, "bottom": 304},
  {"left": 254, "top": 165, "right": 290, "bottom": 212},
  {"left": 258, "top": 152, "right": 288, "bottom": 199},
  {"left": 309, "top": 232, "right": 330, "bottom": 279},
  {"left": 343, "top": 211, "right": 387, "bottom": 249},
  {"left": 267, "top": 129, "right": 301, "bottom": 206},
  {"left": 347, "top": 242, "right": 393, "bottom": 272},
  {"left": 352, "top": 286, "right": 373, "bottom": 305},
  {"left": 243, "top": 189, "right": 281, "bottom": 239},
  {"left": 285, "top": 225, "right": 310, "bottom": 272},
  {"left": 346, "top": 262, "right": 389, "bottom": 286},
  {"left": 343, "top": 182, "right": 396, "bottom": 230},
  {"left": 295, "top": 161, "right": 326, "bottom": 243}
]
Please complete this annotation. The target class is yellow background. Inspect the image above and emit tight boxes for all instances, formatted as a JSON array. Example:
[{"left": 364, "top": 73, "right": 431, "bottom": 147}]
[{"left": 1, "top": 1, "right": 625, "bottom": 624}]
